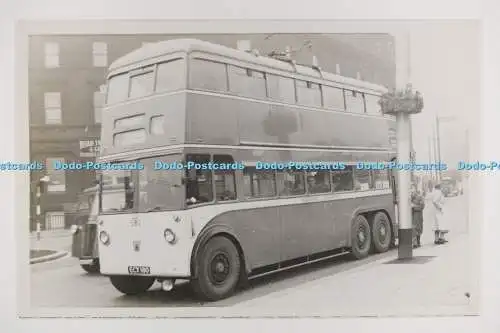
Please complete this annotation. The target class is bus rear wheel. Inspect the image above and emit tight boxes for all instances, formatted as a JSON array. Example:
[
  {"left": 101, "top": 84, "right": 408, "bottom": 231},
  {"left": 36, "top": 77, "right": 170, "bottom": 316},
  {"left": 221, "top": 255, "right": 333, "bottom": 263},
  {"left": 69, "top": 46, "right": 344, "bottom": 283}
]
[
  {"left": 371, "top": 212, "right": 392, "bottom": 253},
  {"left": 350, "top": 215, "right": 372, "bottom": 260},
  {"left": 191, "top": 236, "right": 241, "bottom": 302},
  {"left": 109, "top": 275, "right": 155, "bottom": 295}
]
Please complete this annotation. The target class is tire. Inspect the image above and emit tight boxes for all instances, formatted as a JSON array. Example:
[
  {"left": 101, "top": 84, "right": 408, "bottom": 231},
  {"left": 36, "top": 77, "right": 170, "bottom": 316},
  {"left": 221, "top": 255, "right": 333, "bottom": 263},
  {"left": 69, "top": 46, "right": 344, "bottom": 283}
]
[
  {"left": 190, "top": 236, "right": 242, "bottom": 302},
  {"left": 109, "top": 275, "right": 155, "bottom": 295},
  {"left": 81, "top": 258, "right": 100, "bottom": 274},
  {"left": 371, "top": 212, "right": 392, "bottom": 253},
  {"left": 350, "top": 215, "right": 372, "bottom": 260}
]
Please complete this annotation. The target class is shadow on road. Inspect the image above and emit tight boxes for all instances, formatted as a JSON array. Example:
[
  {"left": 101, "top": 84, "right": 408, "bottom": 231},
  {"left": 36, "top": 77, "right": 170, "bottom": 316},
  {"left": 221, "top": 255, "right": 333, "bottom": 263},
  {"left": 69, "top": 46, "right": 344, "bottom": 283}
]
[{"left": 110, "top": 248, "right": 397, "bottom": 307}]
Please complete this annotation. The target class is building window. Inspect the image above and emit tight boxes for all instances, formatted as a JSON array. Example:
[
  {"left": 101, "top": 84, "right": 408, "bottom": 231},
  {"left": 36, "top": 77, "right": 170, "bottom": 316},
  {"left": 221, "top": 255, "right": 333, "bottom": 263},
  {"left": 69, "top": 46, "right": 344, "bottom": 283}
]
[
  {"left": 45, "top": 158, "right": 66, "bottom": 192},
  {"left": 93, "top": 91, "right": 105, "bottom": 123},
  {"left": 92, "top": 42, "right": 108, "bottom": 67},
  {"left": 44, "top": 42, "right": 59, "bottom": 68},
  {"left": 44, "top": 92, "right": 61, "bottom": 124}
]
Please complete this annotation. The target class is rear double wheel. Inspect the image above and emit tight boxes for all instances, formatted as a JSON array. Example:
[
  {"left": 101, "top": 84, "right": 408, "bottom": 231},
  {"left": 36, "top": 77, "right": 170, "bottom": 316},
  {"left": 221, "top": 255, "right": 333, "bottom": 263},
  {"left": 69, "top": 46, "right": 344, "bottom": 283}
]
[
  {"left": 190, "top": 236, "right": 242, "bottom": 302},
  {"left": 350, "top": 215, "right": 372, "bottom": 260},
  {"left": 370, "top": 212, "right": 392, "bottom": 253}
]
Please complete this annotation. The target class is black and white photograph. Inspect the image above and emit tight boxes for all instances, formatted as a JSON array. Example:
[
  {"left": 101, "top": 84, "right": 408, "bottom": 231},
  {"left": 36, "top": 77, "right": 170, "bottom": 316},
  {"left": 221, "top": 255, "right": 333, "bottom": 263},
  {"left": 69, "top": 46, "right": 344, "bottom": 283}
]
[{"left": 17, "top": 20, "right": 480, "bottom": 318}]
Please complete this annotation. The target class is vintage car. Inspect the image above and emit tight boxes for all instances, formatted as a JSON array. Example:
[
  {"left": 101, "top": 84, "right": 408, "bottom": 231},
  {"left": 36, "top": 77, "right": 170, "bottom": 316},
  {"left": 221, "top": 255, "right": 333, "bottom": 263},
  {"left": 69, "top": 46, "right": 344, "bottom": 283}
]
[{"left": 71, "top": 186, "right": 100, "bottom": 273}]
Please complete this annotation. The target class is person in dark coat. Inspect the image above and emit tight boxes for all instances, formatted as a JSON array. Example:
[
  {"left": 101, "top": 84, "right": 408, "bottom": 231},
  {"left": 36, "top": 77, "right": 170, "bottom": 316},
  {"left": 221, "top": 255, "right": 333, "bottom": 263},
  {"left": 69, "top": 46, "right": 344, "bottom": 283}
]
[{"left": 411, "top": 184, "right": 425, "bottom": 248}]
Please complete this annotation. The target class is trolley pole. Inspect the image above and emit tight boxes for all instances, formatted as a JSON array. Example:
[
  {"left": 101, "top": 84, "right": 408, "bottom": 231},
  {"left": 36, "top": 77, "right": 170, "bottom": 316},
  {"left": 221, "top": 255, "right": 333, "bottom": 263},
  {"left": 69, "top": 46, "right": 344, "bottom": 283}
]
[{"left": 380, "top": 84, "right": 424, "bottom": 260}]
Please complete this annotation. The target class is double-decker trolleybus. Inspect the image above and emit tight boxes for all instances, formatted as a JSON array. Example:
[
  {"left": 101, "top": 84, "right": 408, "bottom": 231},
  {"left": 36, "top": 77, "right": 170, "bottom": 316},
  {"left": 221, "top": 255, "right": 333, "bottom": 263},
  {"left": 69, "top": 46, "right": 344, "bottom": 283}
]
[{"left": 97, "top": 39, "right": 398, "bottom": 301}]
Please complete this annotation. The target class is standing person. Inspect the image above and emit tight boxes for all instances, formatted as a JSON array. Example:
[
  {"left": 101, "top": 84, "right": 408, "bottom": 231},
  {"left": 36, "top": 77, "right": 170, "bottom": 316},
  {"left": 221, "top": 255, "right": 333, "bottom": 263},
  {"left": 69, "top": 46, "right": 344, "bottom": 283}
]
[
  {"left": 411, "top": 184, "right": 425, "bottom": 248},
  {"left": 430, "top": 184, "right": 448, "bottom": 244}
]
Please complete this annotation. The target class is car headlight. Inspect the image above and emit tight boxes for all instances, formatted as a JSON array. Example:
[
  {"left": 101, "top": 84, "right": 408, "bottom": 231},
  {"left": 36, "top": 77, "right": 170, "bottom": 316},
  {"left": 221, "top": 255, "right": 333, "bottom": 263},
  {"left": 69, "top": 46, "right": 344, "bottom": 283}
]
[
  {"left": 164, "top": 229, "right": 177, "bottom": 244},
  {"left": 99, "top": 230, "right": 110, "bottom": 245},
  {"left": 70, "top": 225, "right": 79, "bottom": 234}
]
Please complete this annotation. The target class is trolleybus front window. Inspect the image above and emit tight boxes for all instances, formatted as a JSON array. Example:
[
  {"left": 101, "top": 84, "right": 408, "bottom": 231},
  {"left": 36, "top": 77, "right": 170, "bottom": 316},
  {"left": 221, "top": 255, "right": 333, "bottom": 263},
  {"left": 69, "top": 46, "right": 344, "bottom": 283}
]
[
  {"left": 138, "top": 155, "right": 184, "bottom": 212},
  {"left": 99, "top": 169, "right": 135, "bottom": 213}
]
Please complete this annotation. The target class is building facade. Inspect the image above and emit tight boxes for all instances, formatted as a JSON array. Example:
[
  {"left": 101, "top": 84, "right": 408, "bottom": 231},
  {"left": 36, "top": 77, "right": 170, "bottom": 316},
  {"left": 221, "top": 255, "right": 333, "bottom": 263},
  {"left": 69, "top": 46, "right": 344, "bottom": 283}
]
[{"left": 29, "top": 33, "right": 396, "bottom": 230}]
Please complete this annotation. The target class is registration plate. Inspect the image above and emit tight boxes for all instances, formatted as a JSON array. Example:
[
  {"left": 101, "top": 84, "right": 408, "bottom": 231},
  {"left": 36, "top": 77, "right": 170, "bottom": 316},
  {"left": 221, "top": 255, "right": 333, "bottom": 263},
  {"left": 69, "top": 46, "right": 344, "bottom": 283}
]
[{"left": 128, "top": 266, "right": 151, "bottom": 275}]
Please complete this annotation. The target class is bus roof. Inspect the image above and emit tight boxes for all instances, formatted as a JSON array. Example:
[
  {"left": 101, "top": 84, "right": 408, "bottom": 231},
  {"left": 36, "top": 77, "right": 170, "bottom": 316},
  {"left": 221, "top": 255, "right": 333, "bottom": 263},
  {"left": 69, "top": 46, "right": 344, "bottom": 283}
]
[{"left": 108, "top": 38, "right": 388, "bottom": 93}]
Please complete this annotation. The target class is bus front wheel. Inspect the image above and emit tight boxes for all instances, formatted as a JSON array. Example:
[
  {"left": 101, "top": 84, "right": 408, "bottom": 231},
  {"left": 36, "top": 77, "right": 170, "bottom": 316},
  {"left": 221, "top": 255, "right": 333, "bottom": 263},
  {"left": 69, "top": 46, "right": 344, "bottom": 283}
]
[
  {"left": 371, "top": 212, "right": 392, "bottom": 253},
  {"left": 109, "top": 275, "right": 155, "bottom": 295},
  {"left": 191, "top": 236, "right": 241, "bottom": 302},
  {"left": 350, "top": 215, "right": 372, "bottom": 260}
]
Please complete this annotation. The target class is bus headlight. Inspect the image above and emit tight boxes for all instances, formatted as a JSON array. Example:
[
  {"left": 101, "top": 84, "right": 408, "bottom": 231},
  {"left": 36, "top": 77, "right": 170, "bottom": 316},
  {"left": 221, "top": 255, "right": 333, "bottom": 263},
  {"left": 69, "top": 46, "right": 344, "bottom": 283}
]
[
  {"left": 99, "top": 230, "right": 111, "bottom": 245},
  {"left": 70, "top": 225, "right": 79, "bottom": 234},
  {"left": 164, "top": 229, "right": 176, "bottom": 244}
]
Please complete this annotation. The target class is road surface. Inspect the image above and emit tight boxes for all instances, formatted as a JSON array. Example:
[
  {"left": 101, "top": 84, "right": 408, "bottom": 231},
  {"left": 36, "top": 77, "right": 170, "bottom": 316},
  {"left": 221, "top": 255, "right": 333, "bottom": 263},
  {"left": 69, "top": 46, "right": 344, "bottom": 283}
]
[{"left": 30, "top": 194, "right": 469, "bottom": 308}]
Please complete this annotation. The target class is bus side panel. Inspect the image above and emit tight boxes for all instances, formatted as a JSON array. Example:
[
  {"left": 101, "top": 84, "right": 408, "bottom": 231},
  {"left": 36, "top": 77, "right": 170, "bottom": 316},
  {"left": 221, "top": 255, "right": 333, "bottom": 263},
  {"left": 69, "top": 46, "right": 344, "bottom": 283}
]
[
  {"left": 185, "top": 93, "right": 241, "bottom": 145},
  {"left": 278, "top": 200, "right": 339, "bottom": 261},
  {"left": 203, "top": 207, "right": 281, "bottom": 270}
]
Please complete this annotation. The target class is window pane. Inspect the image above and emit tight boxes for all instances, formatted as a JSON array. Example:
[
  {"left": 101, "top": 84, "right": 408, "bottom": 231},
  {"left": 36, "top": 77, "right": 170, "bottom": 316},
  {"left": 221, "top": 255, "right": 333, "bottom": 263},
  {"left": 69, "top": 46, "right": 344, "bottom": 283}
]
[
  {"left": 156, "top": 59, "right": 186, "bottom": 92},
  {"left": 213, "top": 155, "right": 237, "bottom": 201},
  {"left": 372, "top": 169, "right": 390, "bottom": 189},
  {"left": 306, "top": 171, "right": 331, "bottom": 194},
  {"left": 138, "top": 156, "right": 184, "bottom": 211},
  {"left": 228, "top": 66, "right": 267, "bottom": 99},
  {"left": 345, "top": 90, "right": 365, "bottom": 113},
  {"left": 277, "top": 170, "right": 305, "bottom": 196},
  {"left": 129, "top": 70, "right": 154, "bottom": 98},
  {"left": 44, "top": 92, "right": 61, "bottom": 108},
  {"left": 323, "top": 86, "right": 345, "bottom": 110},
  {"left": 189, "top": 59, "right": 227, "bottom": 91},
  {"left": 150, "top": 116, "right": 164, "bottom": 135},
  {"left": 100, "top": 169, "right": 135, "bottom": 212},
  {"left": 332, "top": 166, "right": 354, "bottom": 192},
  {"left": 365, "top": 94, "right": 382, "bottom": 115},
  {"left": 106, "top": 74, "right": 129, "bottom": 104},
  {"left": 185, "top": 154, "right": 213, "bottom": 205},
  {"left": 267, "top": 74, "right": 295, "bottom": 103},
  {"left": 45, "top": 108, "right": 61, "bottom": 124},
  {"left": 45, "top": 158, "right": 66, "bottom": 192},
  {"left": 113, "top": 129, "right": 146, "bottom": 147},
  {"left": 296, "top": 80, "right": 321, "bottom": 107},
  {"left": 243, "top": 167, "right": 276, "bottom": 198},
  {"left": 353, "top": 168, "right": 372, "bottom": 191}
]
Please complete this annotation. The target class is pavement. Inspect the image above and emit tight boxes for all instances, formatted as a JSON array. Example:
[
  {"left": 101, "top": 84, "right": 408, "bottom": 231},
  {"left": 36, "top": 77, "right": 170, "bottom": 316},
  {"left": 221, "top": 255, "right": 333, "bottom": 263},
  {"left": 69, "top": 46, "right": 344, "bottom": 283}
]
[
  {"left": 28, "top": 194, "right": 478, "bottom": 317},
  {"left": 29, "top": 228, "right": 72, "bottom": 263}
]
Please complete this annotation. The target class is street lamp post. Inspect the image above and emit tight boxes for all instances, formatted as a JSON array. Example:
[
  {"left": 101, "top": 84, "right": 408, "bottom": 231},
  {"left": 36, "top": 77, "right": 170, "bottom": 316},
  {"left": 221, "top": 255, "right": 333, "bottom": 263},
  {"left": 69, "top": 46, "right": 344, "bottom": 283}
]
[
  {"left": 32, "top": 175, "right": 50, "bottom": 242},
  {"left": 380, "top": 84, "right": 424, "bottom": 260}
]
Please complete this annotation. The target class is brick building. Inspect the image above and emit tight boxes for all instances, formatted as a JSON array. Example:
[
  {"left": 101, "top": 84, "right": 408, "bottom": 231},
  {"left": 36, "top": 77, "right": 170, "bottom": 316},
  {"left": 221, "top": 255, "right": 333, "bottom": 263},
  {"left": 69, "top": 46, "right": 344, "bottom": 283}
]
[{"left": 29, "top": 33, "right": 396, "bottom": 230}]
